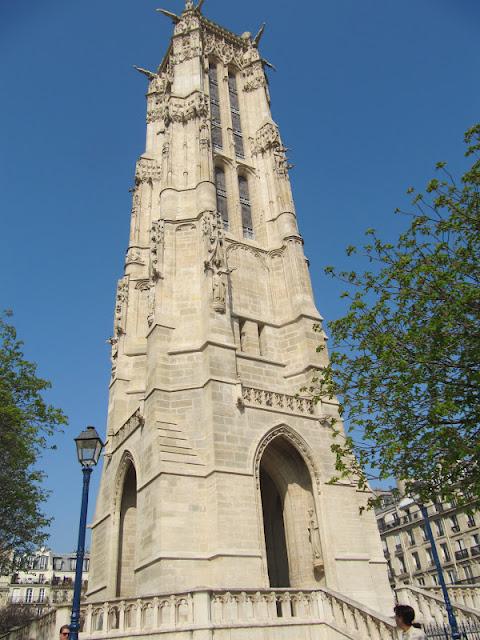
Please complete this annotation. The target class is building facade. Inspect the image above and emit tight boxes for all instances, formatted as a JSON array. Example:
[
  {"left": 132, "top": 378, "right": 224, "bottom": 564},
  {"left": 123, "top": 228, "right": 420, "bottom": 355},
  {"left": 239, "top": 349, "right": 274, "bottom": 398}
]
[
  {"left": 375, "top": 490, "right": 480, "bottom": 589},
  {"left": 86, "top": 0, "right": 393, "bottom": 623},
  {"left": 0, "top": 549, "right": 89, "bottom": 611}
]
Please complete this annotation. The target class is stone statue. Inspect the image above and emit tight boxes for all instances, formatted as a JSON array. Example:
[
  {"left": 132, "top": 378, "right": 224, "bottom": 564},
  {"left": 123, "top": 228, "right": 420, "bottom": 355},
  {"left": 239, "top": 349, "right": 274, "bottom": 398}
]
[
  {"left": 212, "top": 270, "right": 226, "bottom": 313},
  {"left": 308, "top": 508, "right": 324, "bottom": 569}
]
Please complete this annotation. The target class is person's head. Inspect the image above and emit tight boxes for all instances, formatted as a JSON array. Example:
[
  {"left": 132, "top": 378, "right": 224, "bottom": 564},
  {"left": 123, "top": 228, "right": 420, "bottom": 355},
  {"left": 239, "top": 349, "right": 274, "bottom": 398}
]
[
  {"left": 59, "top": 625, "right": 70, "bottom": 639},
  {"left": 394, "top": 604, "right": 416, "bottom": 630}
]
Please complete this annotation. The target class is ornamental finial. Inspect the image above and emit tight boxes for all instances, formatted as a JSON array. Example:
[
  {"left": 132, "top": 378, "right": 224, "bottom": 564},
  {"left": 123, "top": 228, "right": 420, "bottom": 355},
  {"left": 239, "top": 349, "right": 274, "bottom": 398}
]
[{"left": 185, "top": 0, "right": 194, "bottom": 9}]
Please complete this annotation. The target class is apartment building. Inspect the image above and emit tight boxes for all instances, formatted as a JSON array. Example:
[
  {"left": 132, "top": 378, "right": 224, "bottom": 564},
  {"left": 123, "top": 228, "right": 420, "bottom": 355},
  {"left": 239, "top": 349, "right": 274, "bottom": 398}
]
[{"left": 375, "top": 490, "right": 480, "bottom": 588}]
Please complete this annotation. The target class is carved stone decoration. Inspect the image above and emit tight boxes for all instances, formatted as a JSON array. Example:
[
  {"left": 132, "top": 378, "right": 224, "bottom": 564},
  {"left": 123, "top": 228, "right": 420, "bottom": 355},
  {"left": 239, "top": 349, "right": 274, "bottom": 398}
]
[
  {"left": 199, "top": 118, "right": 211, "bottom": 149},
  {"left": 147, "top": 282, "right": 155, "bottom": 327},
  {"left": 308, "top": 508, "right": 324, "bottom": 570},
  {"left": 147, "top": 73, "right": 167, "bottom": 95},
  {"left": 171, "top": 30, "right": 202, "bottom": 65},
  {"left": 252, "top": 122, "right": 281, "bottom": 155},
  {"left": 150, "top": 219, "right": 165, "bottom": 280},
  {"left": 203, "top": 210, "right": 231, "bottom": 314},
  {"left": 167, "top": 92, "right": 209, "bottom": 126},
  {"left": 203, "top": 32, "right": 245, "bottom": 68},
  {"left": 135, "top": 279, "right": 155, "bottom": 327},
  {"left": 135, "top": 158, "right": 162, "bottom": 183},
  {"left": 173, "top": 11, "right": 200, "bottom": 35},
  {"left": 273, "top": 146, "right": 293, "bottom": 177},
  {"left": 125, "top": 247, "right": 145, "bottom": 266},
  {"left": 106, "top": 337, "right": 118, "bottom": 376},
  {"left": 242, "top": 61, "right": 266, "bottom": 92},
  {"left": 114, "top": 276, "right": 129, "bottom": 336},
  {"left": 110, "top": 409, "right": 145, "bottom": 456}
]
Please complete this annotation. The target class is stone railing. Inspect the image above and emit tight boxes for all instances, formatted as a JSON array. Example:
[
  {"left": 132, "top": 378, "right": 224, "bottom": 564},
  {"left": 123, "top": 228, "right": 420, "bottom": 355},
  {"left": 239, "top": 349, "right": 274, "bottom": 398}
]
[
  {"left": 419, "top": 585, "right": 480, "bottom": 613},
  {"left": 241, "top": 386, "right": 315, "bottom": 416},
  {"left": 395, "top": 585, "right": 480, "bottom": 625},
  {"left": 79, "top": 588, "right": 398, "bottom": 639}
]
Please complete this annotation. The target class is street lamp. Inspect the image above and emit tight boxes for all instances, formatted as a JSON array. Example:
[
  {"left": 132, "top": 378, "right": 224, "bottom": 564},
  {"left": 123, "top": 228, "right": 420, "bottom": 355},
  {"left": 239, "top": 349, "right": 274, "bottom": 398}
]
[
  {"left": 398, "top": 495, "right": 462, "bottom": 640},
  {"left": 69, "top": 426, "right": 104, "bottom": 640}
]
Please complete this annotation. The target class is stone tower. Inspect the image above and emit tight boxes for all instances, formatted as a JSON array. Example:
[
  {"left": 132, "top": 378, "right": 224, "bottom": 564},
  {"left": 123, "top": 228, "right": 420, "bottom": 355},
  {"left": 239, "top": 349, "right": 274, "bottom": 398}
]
[{"left": 87, "top": 0, "right": 392, "bottom": 618}]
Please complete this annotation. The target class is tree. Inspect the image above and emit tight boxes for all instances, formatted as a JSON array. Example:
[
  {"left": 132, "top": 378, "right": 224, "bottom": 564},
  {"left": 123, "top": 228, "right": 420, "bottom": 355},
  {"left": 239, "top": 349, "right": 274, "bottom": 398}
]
[
  {"left": 0, "top": 604, "right": 43, "bottom": 635},
  {"left": 312, "top": 125, "right": 480, "bottom": 506},
  {"left": 0, "top": 312, "right": 67, "bottom": 575}
]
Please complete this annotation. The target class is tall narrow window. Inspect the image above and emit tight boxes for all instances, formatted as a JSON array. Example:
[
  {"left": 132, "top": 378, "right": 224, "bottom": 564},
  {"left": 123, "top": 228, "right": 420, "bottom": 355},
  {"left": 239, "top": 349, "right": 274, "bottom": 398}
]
[
  {"left": 238, "top": 175, "right": 253, "bottom": 239},
  {"left": 215, "top": 167, "right": 228, "bottom": 230},
  {"left": 228, "top": 72, "right": 244, "bottom": 158},
  {"left": 209, "top": 63, "right": 222, "bottom": 150}
]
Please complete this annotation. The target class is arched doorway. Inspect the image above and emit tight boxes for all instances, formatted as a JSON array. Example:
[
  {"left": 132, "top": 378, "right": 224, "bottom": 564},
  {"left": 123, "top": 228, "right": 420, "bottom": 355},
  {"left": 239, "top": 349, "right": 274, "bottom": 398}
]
[
  {"left": 116, "top": 462, "right": 137, "bottom": 597},
  {"left": 259, "top": 435, "right": 324, "bottom": 588}
]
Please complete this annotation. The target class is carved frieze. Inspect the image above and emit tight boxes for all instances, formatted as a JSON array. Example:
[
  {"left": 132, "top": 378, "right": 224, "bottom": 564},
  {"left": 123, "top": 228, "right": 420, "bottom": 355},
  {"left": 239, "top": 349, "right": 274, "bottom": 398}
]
[
  {"left": 241, "top": 386, "right": 315, "bottom": 416},
  {"left": 114, "top": 276, "right": 129, "bottom": 336},
  {"left": 135, "top": 157, "right": 162, "bottom": 183},
  {"left": 204, "top": 32, "right": 245, "bottom": 68},
  {"left": 168, "top": 92, "right": 209, "bottom": 125},
  {"left": 109, "top": 408, "right": 145, "bottom": 453}
]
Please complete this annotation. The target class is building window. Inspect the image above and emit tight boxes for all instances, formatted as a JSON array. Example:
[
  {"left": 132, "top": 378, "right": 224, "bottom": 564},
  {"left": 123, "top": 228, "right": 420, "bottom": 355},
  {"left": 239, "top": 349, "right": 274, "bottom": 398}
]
[
  {"left": 412, "top": 552, "right": 421, "bottom": 571},
  {"left": 450, "top": 514, "right": 460, "bottom": 533},
  {"left": 398, "top": 555, "right": 407, "bottom": 575},
  {"left": 38, "top": 588, "right": 45, "bottom": 603},
  {"left": 238, "top": 175, "right": 254, "bottom": 239},
  {"left": 407, "top": 530, "right": 415, "bottom": 546},
  {"left": 215, "top": 166, "right": 228, "bottom": 230},
  {"left": 209, "top": 63, "right": 222, "bottom": 150},
  {"left": 435, "top": 520, "right": 445, "bottom": 537},
  {"left": 25, "top": 588, "right": 33, "bottom": 604},
  {"left": 70, "top": 558, "right": 76, "bottom": 572},
  {"left": 228, "top": 72, "right": 244, "bottom": 158},
  {"left": 447, "top": 569, "right": 457, "bottom": 584},
  {"left": 426, "top": 547, "right": 434, "bottom": 566},
  {"left": 467, "top": 514, "right": 476, "bottom": 528},
  {"left": 440, "top": 542, "right": 451, "bottom": 562},
  {"left": 432, "top": 573, "right": 439, "bottom": 585},
  {"left": 464, "top": 564, "right": 474, "bottom": 582},
  {"left": 420, "top": 525, "right": 428, "bottom": 541},
  {"left": 394, "top": 534, "right": 402, "bottom": 551},
  {"left": 53, "top": 558, "right": 64, "bottom": 571}
]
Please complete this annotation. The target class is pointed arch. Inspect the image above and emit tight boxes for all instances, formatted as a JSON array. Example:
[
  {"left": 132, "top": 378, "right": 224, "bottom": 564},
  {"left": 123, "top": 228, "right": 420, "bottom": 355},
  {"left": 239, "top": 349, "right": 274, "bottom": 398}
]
[
  {"left": 253, "top": 425, "right": 325, "bottom": 589},
  {"left": 114, "top": 450, "right": 138, "bottom": 598},
  {"left": 253, "top": 424, "right": 322, "bottom": 493}
]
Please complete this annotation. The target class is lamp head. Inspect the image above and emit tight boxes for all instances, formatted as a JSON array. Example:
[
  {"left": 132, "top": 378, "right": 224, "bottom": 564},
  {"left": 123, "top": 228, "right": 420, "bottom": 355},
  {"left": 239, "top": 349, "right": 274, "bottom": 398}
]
[{"left": 74, "top": 426, "right": 104, "bottom": 467}]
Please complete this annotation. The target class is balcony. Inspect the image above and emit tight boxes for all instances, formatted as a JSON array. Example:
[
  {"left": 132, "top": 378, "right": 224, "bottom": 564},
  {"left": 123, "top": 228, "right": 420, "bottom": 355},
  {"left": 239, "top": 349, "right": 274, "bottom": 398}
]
[
  {"left": 471, "top": 544, "right": 480, "bottom": 557},
  {"left": 9, "top": 597, "right": 49, "bottom": 605},
  {"left": 451, "top": 525, "right": 460, "bottom": 533},
  {"left": 454, "top": 548, "right": 469, "bottom": 561}
]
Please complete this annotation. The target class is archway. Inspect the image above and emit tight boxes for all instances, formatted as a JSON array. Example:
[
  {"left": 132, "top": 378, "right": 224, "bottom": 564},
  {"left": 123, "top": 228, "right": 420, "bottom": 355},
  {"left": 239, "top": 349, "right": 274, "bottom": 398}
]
[
  {"left": 116, "top": 462, "right": 137, "bottom": 597},
  {"left": 259, "top": 435, "right": 324, "bottom": 588}
]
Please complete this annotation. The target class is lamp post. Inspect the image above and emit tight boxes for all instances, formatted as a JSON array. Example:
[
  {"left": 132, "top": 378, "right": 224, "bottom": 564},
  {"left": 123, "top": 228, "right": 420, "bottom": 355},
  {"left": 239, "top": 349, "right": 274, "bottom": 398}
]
[
  {"left": 69, "top": 426, "right": 104, "bottom": 640},
  {"left": 398, "top": 496, "right": 462, "bottom": 640}
]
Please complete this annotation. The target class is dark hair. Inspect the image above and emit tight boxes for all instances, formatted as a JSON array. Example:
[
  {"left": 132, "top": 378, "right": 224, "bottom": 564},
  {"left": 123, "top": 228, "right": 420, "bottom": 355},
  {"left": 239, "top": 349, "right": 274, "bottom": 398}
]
[
  {"left": 59, "top": 625, "right": 70, "bottom": 634},
  {"left": 394, "top": 604, "right": 415, "bottom": 626}
]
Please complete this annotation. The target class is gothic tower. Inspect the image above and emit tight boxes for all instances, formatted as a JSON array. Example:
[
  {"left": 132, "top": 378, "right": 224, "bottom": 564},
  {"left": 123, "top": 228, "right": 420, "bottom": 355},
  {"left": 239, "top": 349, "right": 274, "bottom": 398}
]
[{"left": 88, "top": 1, "right": 392, "bottom": 616}]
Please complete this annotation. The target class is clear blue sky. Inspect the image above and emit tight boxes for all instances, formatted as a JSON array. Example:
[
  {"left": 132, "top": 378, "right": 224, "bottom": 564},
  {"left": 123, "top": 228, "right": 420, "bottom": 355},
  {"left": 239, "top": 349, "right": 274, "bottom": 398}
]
[{"left": 1, "top": 0, "right": 478, "bottom": 552}]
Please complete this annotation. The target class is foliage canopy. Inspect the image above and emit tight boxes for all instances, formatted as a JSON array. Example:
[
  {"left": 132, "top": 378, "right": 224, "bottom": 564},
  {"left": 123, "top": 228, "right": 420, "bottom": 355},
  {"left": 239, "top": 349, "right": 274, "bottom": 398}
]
[
  {"left": 0, "top": 312, "right": 67, "bottom": 575},
  {"left": 312, "top": 125, "right": 480, "bottom": 506}
]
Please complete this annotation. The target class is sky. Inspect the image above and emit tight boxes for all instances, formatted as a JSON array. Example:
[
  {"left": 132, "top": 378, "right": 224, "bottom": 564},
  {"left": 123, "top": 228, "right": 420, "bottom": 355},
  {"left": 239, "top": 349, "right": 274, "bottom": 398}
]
[{"left": 0, "top": 0, "right": 479, "bottom": 553}]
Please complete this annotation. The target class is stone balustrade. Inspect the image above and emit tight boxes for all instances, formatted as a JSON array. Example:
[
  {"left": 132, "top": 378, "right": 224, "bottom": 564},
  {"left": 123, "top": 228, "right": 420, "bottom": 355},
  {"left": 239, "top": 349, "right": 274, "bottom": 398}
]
[
  {"left": 241, "top": 386, "right": 316, "bottom": 416},
  {"left": 395, "top": 585, "right": 480, "bottom": 626},
  {"left": 423, "top": 585, "right": 480, "bottom": 611},
  {"left": 78, "top": 588, "right": 398, "bottom": 639}
]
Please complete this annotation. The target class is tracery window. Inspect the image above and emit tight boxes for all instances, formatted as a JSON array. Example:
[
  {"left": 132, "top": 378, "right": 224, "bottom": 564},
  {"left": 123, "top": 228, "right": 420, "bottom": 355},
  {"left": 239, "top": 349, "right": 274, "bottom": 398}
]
[
  {"left": 209, "top": 63, "right": 222, "bottom": 150},
  {"left": 238, "top": 175, "right": 253, "bottom": 238},
  {"left": 228, "top": 72, "right": 244, "bottom": 158},
  {"left": 215, "top": 166, "right": 229, "bottom": 230}
]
